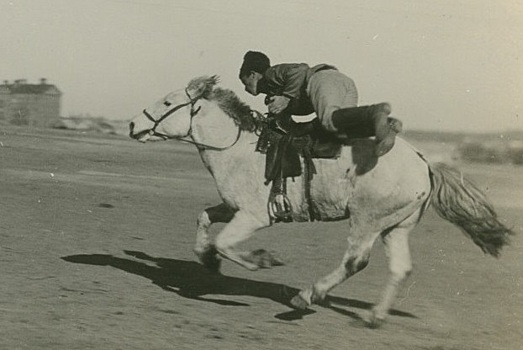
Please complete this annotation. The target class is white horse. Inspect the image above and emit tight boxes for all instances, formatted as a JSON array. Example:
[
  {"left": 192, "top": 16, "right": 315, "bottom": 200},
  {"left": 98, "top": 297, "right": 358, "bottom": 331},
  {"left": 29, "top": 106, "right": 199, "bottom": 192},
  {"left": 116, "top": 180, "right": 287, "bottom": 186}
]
[{"left": 129, "top": 75, "right": 512, "bottom": 326}]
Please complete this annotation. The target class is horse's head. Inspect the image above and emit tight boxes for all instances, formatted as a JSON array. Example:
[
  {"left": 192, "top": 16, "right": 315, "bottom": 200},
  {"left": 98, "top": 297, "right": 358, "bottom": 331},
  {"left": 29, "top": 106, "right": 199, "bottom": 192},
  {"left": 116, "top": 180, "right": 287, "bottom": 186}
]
[{"left": 129, "top": 75, "right": 219, "bottom": 142}]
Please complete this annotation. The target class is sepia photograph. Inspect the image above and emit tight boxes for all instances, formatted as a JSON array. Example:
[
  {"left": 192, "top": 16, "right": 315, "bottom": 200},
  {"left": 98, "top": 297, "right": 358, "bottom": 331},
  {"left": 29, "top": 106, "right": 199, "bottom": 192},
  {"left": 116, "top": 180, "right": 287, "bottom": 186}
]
[{"left": 1, "top": 1, "right": 522, "bottom": 349}]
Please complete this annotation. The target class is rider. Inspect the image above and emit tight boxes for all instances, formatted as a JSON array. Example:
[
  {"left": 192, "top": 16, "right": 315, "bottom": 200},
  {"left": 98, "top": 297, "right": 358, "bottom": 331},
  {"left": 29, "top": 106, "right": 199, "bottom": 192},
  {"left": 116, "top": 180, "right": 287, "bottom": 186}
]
[{"left": 239, "top": 50, "right": 400, "bottom": 156}]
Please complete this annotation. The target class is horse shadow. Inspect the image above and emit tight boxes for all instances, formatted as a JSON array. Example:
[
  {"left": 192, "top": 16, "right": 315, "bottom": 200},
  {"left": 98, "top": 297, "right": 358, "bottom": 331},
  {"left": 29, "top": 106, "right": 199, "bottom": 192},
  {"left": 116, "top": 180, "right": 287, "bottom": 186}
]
[{"left": 61, "top": 250, "right": 416, "bottom": 322}]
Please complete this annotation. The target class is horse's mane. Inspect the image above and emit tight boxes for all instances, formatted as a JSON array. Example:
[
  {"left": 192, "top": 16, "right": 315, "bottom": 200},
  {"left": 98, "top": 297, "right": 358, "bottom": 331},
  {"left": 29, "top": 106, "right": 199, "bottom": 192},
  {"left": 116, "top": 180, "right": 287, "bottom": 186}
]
[{"left": 187, "top": 75, "right": 263, "bottom": 133}]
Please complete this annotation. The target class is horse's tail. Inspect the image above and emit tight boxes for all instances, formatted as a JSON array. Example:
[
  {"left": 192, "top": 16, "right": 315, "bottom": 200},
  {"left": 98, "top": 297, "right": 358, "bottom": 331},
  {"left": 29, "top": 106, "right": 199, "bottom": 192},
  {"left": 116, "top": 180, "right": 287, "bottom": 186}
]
[{"left": 427, "top": 162, "right": 513, "bottom": 257}]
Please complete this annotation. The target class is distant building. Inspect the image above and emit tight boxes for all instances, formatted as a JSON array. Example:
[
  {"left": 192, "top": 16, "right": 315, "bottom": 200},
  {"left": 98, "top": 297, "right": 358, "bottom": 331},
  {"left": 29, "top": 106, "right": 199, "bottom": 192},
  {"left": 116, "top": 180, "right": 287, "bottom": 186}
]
[{"left": 0, "top": 78, "right": 62, "bottom": 127}]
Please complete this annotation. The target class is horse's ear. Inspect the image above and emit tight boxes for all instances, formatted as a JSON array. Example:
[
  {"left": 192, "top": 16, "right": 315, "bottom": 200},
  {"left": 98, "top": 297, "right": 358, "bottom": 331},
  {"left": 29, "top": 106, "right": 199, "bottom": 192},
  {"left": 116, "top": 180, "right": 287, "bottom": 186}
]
[
  {"left": 187, "top": 75, "right": 220, "bottom": 98},
  {"left": 209, "top": 75, "right": 220, "bottom": 85}
]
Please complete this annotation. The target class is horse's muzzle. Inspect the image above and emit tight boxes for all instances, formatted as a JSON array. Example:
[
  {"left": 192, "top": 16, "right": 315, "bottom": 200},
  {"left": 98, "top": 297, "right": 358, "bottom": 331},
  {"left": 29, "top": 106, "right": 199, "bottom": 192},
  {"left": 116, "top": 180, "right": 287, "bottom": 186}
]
[{"left": 129, "top": 122, "right": 151, "bottom": 142}]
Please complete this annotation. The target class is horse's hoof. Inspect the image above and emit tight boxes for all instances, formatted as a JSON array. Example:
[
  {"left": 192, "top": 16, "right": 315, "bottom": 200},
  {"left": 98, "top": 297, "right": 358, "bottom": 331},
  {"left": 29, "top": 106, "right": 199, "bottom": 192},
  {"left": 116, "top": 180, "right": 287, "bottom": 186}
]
[
  {"left": 243, "top": 249, "right": 284, "bottom": 269},
  {"left": 215, "top": 248, "right": 260, "bottom": 271},
  {"left": 290, "top": 294, "right": 310, "bottom": 310},
  {"left": 203, "top": 256, "right": 222, "bottom": 273},
  {"left": 194, "top": 246, "right": 221, "bottom": 273},
  {"left": 315, "top": 297, "right": 331, "bottom": 307},
  {"left": 364, "top": 310, "right": 386, "bottom": 329},
  {"left": 365, "top": 318, "right": 385, "bottom": 329}
]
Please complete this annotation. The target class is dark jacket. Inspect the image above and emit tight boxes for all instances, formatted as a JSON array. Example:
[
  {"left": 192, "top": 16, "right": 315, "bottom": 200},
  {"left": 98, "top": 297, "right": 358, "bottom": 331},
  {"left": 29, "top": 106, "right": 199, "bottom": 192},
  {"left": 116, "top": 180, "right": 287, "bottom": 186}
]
[{"left": 259, "top": 63, "right": 336, "bottom": 115}]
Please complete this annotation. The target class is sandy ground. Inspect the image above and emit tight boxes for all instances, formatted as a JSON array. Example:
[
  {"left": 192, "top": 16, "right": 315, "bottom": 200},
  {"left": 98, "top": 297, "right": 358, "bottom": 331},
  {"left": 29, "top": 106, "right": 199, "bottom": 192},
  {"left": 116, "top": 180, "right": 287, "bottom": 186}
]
[{"left": 1, "top": 126, "right": 522, "bottom": 350}]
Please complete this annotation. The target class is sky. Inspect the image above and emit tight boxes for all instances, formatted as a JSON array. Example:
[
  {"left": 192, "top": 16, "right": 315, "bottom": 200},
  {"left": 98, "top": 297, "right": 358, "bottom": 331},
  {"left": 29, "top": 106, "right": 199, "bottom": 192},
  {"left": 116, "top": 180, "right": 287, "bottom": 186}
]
[{"left": 0, "top": 0, "right": 522, "bottom": 133}]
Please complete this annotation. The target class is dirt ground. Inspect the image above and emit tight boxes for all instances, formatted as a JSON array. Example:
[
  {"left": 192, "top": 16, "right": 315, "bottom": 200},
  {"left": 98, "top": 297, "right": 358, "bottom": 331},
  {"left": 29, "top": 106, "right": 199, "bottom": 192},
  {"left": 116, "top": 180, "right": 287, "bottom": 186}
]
[{"left": 1, "top": 125, "right": 522, "bottom": 350}]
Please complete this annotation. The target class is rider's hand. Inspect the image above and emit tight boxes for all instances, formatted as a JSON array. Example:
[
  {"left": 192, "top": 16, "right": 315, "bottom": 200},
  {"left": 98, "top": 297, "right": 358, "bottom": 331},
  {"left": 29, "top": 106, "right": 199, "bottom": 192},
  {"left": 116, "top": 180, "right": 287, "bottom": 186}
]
[{"left": 267, "top": 95, "right": 290, "bottom": 114}]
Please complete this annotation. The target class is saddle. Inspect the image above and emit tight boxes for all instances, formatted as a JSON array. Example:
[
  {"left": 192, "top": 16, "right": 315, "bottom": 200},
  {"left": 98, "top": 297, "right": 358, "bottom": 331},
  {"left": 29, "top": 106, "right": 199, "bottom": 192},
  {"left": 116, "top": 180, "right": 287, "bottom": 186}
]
[
  {"left": 255, "top": 112, "right": 402, "bottom": 223},
  {"left": 255, "top": 113, "right": 342, "bottom": 222}
]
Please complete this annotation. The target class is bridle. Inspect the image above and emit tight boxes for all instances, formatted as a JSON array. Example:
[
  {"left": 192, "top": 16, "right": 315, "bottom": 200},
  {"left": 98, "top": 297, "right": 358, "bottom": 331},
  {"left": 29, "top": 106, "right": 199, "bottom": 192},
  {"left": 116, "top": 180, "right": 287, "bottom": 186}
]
[
  {"left": 143, "top": 89, "right": 201, "bottom": 139},
  {"left": 142, "top": 89, "right": 242, "bottom": 151}
]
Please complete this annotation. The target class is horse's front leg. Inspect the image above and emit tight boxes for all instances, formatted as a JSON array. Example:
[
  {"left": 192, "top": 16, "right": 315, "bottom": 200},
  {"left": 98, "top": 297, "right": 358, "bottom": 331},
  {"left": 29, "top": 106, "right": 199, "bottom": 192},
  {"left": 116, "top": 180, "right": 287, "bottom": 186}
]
[
  {"left": 194, "top": 203, "right": 235, "bottom": 271},
  {"left": 214, "top": 210, "right": 274, "bottom": 271}
]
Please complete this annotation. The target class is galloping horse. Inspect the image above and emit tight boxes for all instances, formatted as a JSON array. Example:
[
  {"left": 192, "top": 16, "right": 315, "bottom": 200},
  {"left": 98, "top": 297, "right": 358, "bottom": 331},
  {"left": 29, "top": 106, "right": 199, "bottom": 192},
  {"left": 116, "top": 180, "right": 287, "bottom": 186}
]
[{"left": 129, "top": 75, "right": 512, "bottom": 326}]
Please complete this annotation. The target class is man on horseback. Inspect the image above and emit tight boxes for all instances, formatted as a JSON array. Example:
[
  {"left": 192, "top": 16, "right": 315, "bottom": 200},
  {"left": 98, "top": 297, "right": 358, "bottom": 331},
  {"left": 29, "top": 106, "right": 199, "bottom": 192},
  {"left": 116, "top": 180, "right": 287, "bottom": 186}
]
[{"left": 239, "top": 50, "right": 401, "bottom": 156}]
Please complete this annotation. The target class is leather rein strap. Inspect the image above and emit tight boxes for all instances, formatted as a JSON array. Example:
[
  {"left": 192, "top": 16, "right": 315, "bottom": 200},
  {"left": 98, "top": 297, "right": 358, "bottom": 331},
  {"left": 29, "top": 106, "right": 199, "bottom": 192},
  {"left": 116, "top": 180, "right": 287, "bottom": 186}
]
[{"left": 142, "top": 89, "right": 242, "bottom": 151}]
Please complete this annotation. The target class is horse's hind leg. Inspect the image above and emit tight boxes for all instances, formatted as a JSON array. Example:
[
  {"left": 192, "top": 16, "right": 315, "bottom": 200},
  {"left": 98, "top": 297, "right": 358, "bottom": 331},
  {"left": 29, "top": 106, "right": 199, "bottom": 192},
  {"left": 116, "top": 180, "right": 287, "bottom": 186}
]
[
  {"left": 194, "top": 203, "right": 235, "bottom": 270},
  {"left": 291, "top": 228, "right": 381, "bottom": 309},
  {"left": 368, "top": 208, "right": 422, "bottom": 327}
]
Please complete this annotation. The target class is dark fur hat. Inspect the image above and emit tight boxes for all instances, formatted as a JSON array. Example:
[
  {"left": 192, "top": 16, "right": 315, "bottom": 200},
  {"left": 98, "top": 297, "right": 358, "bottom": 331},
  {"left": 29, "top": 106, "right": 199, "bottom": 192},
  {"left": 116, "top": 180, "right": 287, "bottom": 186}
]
[{"left": 239, "top": 51, "right": 270, "bottom": 77}]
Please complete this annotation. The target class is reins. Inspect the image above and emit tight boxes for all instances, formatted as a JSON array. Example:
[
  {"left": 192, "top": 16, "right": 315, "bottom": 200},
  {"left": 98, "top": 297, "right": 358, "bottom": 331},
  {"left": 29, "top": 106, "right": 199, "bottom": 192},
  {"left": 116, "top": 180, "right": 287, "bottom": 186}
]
[{"left": 142, "top": 88, "right": 242, "bottom": 151}]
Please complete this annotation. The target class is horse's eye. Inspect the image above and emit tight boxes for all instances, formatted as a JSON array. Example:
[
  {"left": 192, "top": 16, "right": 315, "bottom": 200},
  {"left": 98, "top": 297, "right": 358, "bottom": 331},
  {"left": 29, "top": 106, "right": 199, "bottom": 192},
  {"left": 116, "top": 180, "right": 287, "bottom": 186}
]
[{"left": 163, "top": 101, "right": 172, "bottom": 107}]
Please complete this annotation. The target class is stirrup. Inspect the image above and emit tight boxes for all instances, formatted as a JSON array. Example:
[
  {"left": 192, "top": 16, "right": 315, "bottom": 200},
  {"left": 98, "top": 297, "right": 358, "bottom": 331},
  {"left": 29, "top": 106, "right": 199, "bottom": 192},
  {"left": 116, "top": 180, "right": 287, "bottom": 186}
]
[{"left": 269, "top": 194, "right": 293, "bottom": 222}]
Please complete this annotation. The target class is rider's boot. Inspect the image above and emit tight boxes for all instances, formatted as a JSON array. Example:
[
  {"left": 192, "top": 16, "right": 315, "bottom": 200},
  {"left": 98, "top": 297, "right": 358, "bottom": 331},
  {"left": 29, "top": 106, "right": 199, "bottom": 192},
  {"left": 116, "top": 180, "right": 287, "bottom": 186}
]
[{"left": 331, "top": 103, "right": 400, "bottom": 157}]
